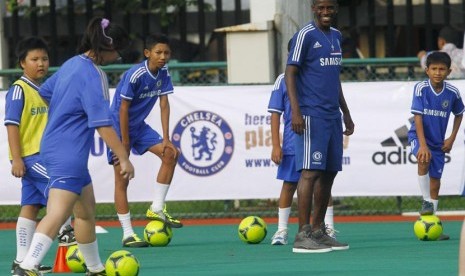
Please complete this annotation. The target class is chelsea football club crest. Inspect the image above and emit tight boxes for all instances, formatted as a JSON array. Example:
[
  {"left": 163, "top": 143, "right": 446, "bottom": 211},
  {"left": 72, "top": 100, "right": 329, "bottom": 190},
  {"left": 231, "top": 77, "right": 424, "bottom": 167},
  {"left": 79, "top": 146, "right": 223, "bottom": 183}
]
[{"left": 172, "top": 110, "right": 234, "bottom": 176}]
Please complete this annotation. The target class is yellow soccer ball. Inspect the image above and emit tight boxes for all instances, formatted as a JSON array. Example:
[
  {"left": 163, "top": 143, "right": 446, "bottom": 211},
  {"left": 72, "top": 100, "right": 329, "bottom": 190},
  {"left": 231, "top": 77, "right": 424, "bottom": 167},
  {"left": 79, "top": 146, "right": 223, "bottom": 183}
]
[{"left": 238, "top": 216, "right": 267, "bottom": 244}]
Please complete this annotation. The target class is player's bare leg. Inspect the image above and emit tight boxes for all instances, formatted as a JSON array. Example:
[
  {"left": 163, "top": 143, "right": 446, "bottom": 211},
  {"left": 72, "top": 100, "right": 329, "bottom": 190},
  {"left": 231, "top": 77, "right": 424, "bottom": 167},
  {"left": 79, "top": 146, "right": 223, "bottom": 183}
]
[
  {"left": 114, "top": 164, "right": 148, "bottom": 247},
  {"left": 271, "top": 181, "right": 297, "bottom": 245},
  {"left": 19, "top": 189, "right": 76, "bottom": 271},
  {"left": 310, "top": 171, "right": 349, "bottom": 250},
  {"left": 429, "top": 177, "right": 448, "bottom": 240},
  {"left": 459, "top": 219, "right": 465, "bottom": 275},
  {"left": 150, "top": 145, "right": 178, "bottom": 184},
  {"left": 73, "top": 184, "right": 106, "bottom": 273},
  {"left": 297, "top": 170, "right": 317, "bottom": 231},
  {"left": 418, "top": 160, "right": 433, "bottom": 215},
  {"left": 146, "top": 145, "right": 183, "bottom": 228},
  {"left": 325, "top": 196, "right": 337, "bottom": 238},
  {"left": 312, "top": 171, "right": 336, "bottom": 230},
  {"left": 114, "top": 165, "right": 130, "bottom": 215}
]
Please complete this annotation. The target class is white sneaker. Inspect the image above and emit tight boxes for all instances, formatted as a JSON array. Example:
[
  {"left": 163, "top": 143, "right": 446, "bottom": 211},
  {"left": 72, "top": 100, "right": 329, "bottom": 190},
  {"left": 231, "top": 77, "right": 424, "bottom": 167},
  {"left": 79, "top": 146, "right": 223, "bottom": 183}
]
[
  {"left": 325, "top": 225, "right": 338, "bottom": 239},
  {"left": 271, "top": 229, "right": 288, "bottom": 245}
]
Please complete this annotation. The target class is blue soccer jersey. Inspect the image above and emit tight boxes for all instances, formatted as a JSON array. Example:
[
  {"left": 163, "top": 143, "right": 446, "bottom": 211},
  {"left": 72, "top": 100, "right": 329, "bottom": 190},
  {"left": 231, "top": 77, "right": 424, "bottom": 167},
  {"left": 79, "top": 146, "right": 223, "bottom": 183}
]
[
  {"left": 110, "top": 60, "right": 174, "bottom": 133},
  {"left": 39, "top": 55, "right": 113, "bottom": 177},
  {"left": 287, "top": 21, "right": 343, "bottom": 119},
  {"left": 408, "top": 79, "right": 465, "bottom": 149},
  {"left": 267, "top": 73, "right": 294, "bottom": 155}
]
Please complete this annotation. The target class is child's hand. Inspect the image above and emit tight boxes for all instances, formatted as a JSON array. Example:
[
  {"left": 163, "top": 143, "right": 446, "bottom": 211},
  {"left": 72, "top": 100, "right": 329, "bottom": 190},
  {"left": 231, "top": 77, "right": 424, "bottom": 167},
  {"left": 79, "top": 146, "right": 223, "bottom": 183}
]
[
  {"left": 119, "top": 158, "right": 135, "bottom": 180},
  {"left": 442, "top": 137, "right": 455, "bottom": 153},
  {"left": 271, "top": 146, "right": 282, "bottom": 165},
  {"left": 11, "top": 158, "right": 26, "bottom": 178},
  {"left": 417, "top": 145, "right": 431, "bottom": 164}
]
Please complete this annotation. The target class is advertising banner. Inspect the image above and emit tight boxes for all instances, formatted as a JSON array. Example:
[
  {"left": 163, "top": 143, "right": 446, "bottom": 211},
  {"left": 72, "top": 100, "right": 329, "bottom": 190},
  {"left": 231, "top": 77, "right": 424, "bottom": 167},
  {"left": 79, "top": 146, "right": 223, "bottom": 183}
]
[{"left": 1, "top": 81, "right": 465, "bottom": 204}]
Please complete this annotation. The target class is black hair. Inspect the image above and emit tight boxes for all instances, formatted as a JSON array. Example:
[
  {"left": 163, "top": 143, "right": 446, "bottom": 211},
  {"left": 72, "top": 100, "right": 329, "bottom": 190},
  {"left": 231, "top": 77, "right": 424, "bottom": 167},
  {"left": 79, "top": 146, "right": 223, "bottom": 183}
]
[
  {"left": 426, "top": 51, "right": 451, "bottom": 69},
  {"left": 312, "top": 0, "right": 338, "bottom": 5},
  {"left": 144, "top": 34, "right": 170, "bottom": 50},
  {"left": 438, "top": 26, "right": 460, "bottom": 45},
  {"left": 15, "top": 36, "right": 49, "bottom": 69},
  {"left": 77, "top": 17, "right": 129, "bottom": 64}
]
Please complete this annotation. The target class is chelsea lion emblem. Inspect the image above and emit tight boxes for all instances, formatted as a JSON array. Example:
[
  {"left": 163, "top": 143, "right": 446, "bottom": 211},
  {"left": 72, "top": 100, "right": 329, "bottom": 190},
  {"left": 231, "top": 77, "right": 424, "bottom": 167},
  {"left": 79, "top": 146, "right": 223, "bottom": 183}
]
[{"left": 172, "top": 110, "right": 234, "bottom": 176}]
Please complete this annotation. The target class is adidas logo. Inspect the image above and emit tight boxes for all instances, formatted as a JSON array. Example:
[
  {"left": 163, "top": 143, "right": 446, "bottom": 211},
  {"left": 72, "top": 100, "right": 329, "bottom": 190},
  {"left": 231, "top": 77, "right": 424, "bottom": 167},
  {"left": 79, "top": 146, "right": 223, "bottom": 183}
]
[
  {"left": 372, "top": 117, "right": 451, "bottom": 165},
  {"left": 313, "top": 41, "right": 322, "bottom": 48},
  {"left": 143, "top": 86, "right": 149, "bottom": 90},
  {"left": 380, "top": 122, "right": 410, "bottom": 148}
]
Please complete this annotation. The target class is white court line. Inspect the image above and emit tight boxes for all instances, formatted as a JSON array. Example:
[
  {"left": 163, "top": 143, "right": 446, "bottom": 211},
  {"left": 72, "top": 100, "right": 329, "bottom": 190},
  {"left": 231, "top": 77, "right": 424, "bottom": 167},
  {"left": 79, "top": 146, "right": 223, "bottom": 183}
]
[
  {"left": 402, "top": 210, "right": 465, "bottom": 217},
  {"left": 95, "top": 225, "right": 108, "bottom": 234}
]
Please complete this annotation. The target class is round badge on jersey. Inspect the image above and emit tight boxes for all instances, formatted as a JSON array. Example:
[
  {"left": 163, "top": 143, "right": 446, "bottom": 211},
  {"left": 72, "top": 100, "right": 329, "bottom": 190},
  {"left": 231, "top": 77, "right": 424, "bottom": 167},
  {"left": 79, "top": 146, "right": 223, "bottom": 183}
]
[{"left": 172, "top": 110, "right": 234, "bottom": 177}]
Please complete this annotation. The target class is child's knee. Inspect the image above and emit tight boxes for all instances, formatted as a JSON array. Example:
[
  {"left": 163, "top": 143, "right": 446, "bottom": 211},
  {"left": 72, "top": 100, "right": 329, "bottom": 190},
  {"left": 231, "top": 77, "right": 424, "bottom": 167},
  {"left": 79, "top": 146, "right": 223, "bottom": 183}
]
[{"left": 162, "top": 147, "right": 179, "bottom": 164}]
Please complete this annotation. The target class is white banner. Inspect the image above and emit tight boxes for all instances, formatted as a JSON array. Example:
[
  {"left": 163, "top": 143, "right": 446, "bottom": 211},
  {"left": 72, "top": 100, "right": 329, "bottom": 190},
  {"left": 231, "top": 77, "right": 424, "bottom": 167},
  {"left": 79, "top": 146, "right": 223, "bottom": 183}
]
[{"left": 1, "top": 81, "right": 465, "bottom": 204}]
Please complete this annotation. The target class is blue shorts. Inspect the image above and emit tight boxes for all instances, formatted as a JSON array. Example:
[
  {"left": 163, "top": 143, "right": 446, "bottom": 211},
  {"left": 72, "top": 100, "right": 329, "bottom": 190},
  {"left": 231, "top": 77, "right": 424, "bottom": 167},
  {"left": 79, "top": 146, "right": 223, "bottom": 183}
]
[
  {"left": 20, "top": 154, "right": 49, "bottom": 207},
  {"left": 277, "top": 155, "right": 300, "bottom": 183},
  {"left": 107, "top": 123, "right": 163, "bottom": 164},
  {"left": 294, "top": 115, "right": 343, "bottom": 172},
  {"left": 409, "top": 138, "right": 445, "bottom": 179},
  {"left": 47, "top": 174, "right": 92, "bottom": 195}
]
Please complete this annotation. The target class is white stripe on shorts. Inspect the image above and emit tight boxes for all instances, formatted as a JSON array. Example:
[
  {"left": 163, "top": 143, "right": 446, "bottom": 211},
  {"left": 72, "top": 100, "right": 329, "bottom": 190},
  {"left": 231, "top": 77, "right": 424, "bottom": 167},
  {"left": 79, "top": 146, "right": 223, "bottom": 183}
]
[
  {"left": 31, "top": 163, "right": 49, "bottom": 179},
  {"left": 303, "top": 115, "right": 311, "bottom": 169}
]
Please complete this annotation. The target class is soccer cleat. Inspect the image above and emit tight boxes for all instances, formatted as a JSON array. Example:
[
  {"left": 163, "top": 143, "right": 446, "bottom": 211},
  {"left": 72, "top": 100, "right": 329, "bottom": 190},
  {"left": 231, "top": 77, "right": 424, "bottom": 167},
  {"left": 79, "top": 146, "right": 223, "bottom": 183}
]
[
  {"left": 437, "top": 233, "right": 450, "bottom": 241},
  {"left": 419, "top": 200, "right": 434, "bottom": 216},
  {"left": 85, "top": 269, "right": 106, "bottom": 276},
  {"left": 312, "top": 225, "right": 349, "bottom": 251},
  {"left": 146, "top": 205, "right": 183, "bottom": 228},
  {"left": 11, "top": 261, "right": 52, "bottom": 274},
  {"left": 122, "top": 234, "right": 149, "bottom": 247},
  {"left": 292, "top": 224, "right": 332, "bottom": 253},
  {"left": 12, "top": 265, "right": 42, "bottom": 276},
  {"left": 57, "top": 225, "right": 77, "bottom": 246},
  {"left": 325, "top": 225, "right": 338, "bottom": 239},
  {"left": 271, "top": 229, "right": 288, "bottom": 245}
]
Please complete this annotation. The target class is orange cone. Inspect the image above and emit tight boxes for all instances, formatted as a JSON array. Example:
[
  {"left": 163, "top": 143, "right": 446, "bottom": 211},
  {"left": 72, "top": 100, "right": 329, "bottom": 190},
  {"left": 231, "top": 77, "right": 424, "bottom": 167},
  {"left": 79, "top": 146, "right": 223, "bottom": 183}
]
[{"left": 53, "top": 245, "right": 71, "bottom": 273}]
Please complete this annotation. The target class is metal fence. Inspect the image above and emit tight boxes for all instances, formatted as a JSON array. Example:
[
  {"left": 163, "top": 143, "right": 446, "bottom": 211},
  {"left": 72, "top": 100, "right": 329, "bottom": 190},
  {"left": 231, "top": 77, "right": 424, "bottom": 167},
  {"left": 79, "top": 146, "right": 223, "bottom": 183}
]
[
  {"left": 0, "top": 58, "right": 464, "bottom": 222},
  {"left": 0, "top": 57, "right": 427, "bottom": 90}
]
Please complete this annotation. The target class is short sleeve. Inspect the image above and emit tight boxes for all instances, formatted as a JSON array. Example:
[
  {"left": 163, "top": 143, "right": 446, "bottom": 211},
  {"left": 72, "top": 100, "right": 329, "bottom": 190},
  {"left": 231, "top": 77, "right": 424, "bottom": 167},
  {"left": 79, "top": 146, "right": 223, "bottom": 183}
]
[
  {"left": 40, "top": 72, "right": 59, "bottom": 103},
  {"left": 81, "top": 71, "right": 112, "bottom": 128},
  {"left": 287, "top": 30, "right": 310, "bottom": 67},
  {"left": 267, "top": 74, "right": 285, "bottom": 114},
  {"left": 4, "top": 85, "right": 25, "bottom": 126},
  {"left": 452, "top": 92, "right": 465, "bottom": 115},
  {"left": 119, "top": 72, "right": 136, "bottom": 101},
  {"left": 411, "top": 83, "right": 424, "bottom": 115},
  {"left": 160, "top": 69, "right": 174, "bottom": 96}
]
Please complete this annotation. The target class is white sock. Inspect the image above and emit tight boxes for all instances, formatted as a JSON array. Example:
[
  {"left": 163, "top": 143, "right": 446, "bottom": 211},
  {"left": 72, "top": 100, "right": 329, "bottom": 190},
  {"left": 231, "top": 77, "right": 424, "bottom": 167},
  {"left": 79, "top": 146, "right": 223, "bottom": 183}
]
[
  {"left": 151, "top": 183, "right": 169, "bottom": 212},
  {"left": 78, "top": 241, "right": 104, "bottom": 272},
  {"left": 117, "top": 212, "right": 134, "bottom": 239},
  {"left": 431, "top": 199, "right": 439, "bottom": 213},
  {"left": 15, "top": 217, "right": 37, "bottom": 262},
  {"left": 59, "top": 217, "right": 72, "bottom": 233},
  {"left": 325, "top": 206, "right": 334, "bottom": 229},
  {"left": 418, "top": 174, "right": 431, "bottom": 201},
  {"left": 277, "top": 207, "right": 291, "bottom": 231},
  {"left": 20, "top": 233, "right": 53, "bottom": 270}
]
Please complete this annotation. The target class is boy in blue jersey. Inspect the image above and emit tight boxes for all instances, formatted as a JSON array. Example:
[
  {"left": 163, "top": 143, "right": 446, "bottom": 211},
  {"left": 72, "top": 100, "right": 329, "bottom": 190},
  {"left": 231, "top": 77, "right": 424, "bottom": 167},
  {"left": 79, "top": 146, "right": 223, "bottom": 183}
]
[
  {"left": 285, "top": 0, "right": 354, "bottom": 253},
  {"left": 4, "top": 37, "right": 75, "bottom": 275},
  {"left": 14, "top": 18, "right": 134, "bottom": 276},
  {"left": 107, "top": 34, "right": 182, "bottom": 248},
  {"left": 408, "top": 51, "right": 464, "bottom": 241},
  {"left": 268, "top": 39, "right": 337, "bottom": 245}
]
